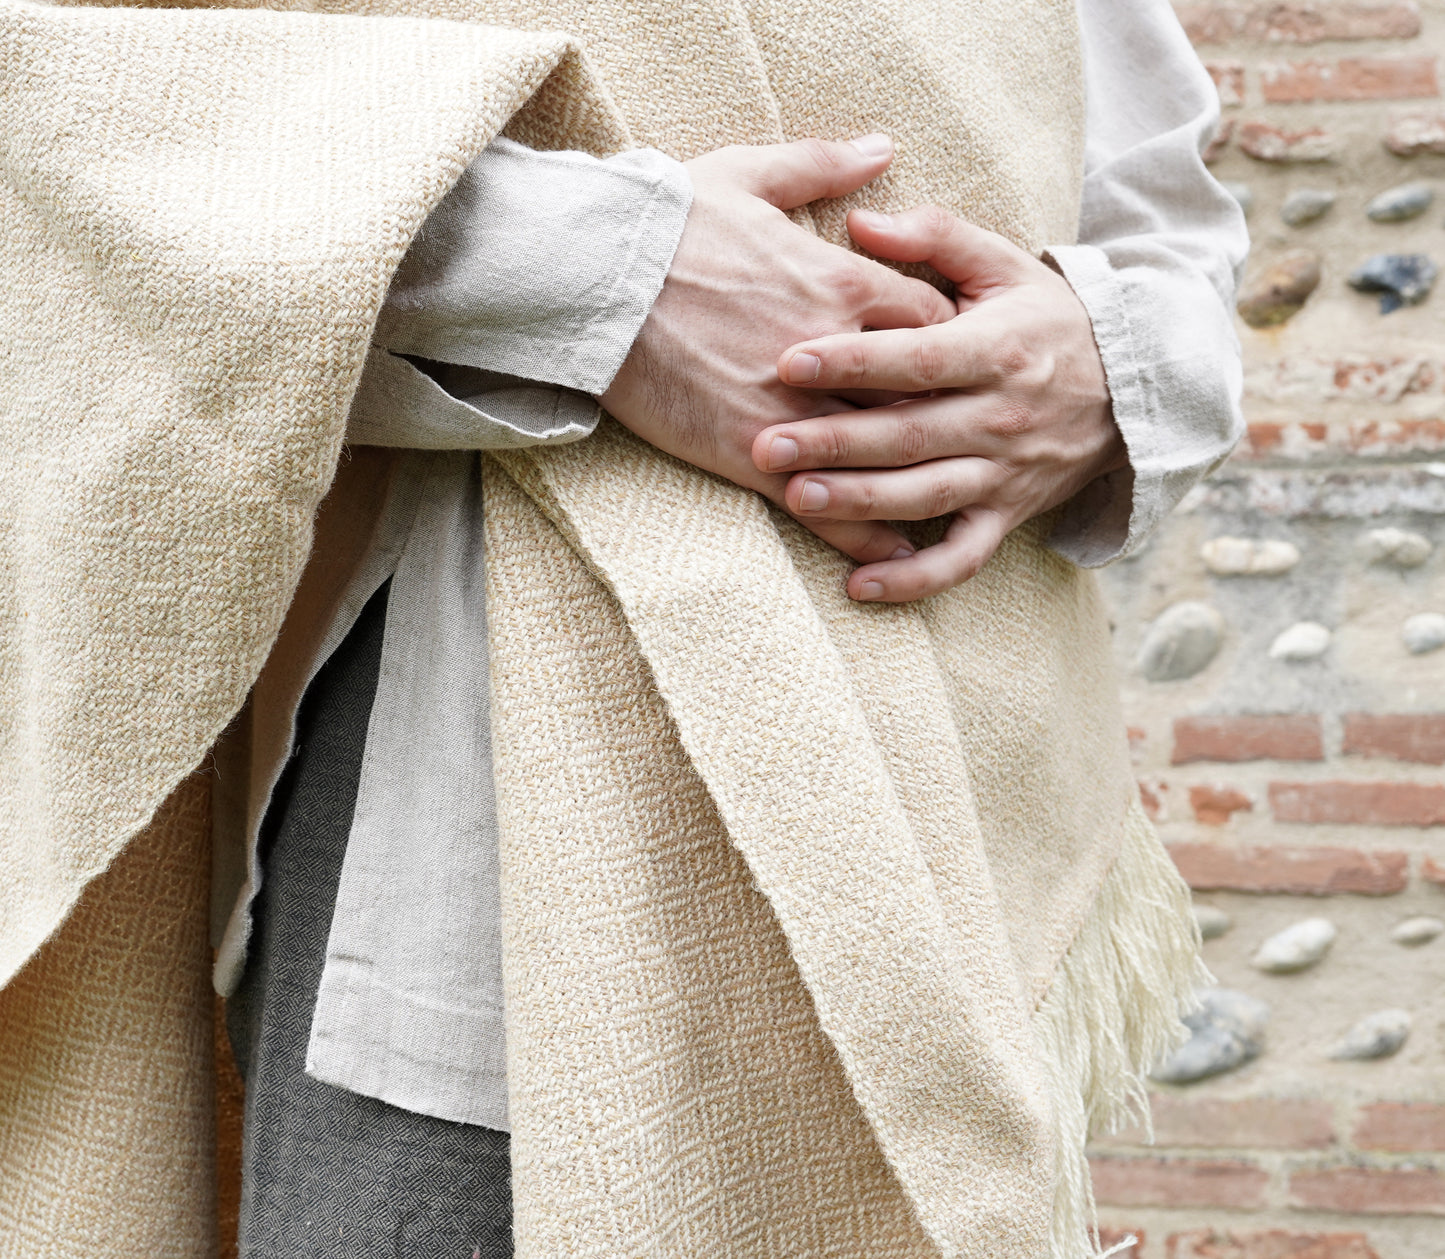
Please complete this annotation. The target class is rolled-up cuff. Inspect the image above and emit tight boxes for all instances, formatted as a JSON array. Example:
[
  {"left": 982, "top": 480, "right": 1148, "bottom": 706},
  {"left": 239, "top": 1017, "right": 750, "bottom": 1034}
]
[{"left": 1041, "top": 243, "right": 1149, "bottom": 568}]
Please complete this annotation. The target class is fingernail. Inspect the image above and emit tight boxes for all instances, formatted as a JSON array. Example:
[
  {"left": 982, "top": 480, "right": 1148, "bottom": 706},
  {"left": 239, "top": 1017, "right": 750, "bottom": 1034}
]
[
  {"left": 889, "top": 545, "right": 914, "bottom": 560},
  {"left": 849, "top": 133, "right": 892, "bottom": 159},
  {"left": 797, "top": 480, "right": 829, "bottom": 512},
  {"left": 764, "top": 436, "right": 799, "bottom": 470},
  {"left": 853, "top": 209, "right": 893, "bottom": 231},
  {"left": 856, "top": 580, "right": 885, "bottom": 601},
  {"left": 784, "top": 352, "right": 821, "bottom": 384}
]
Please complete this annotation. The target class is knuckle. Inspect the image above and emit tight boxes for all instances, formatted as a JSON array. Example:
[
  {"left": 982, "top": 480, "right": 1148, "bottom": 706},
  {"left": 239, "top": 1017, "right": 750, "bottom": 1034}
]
[
  {"left": 829, "top": 259, "right": 870, "bottom": 306},
  {"left": 992, "top": 333, "right": 1032, "bottom": 379},
  {"left": 799, "top": 136, "right": 843, "bottom": 174},
  {"left": 989, "top": 399, "right": 1034, "bottom": 441},
  {"left": 834, "top": 340, "right": 872, "bottom": 386},
  {"left": 859, "top": 522, "right": 897, "bottom": 560},
  {"left": 916, "top": 203, "right": 954, "bottom": 238},
  {"left": 909, "top": 338, "right": 949, "bottom": 387},
  {"left": 856, "top": 479, "right": 879, "bottom": 515},
  {"left": 892, "top": 413, "right": 931, "bottom": 464},
  {"left": 923, "top": 473, "right": 957, "bottom": 518},
  {"left": 819, "top": 424, "right": 852, "bottom": 465}
]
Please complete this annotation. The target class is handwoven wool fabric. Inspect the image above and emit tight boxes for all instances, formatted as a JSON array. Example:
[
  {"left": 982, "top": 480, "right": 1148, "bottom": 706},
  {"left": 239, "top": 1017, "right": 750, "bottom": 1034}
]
[
  {"left": 0, "top": 0, "right": 1206, "bottom": 1255},
  {"left": 0, "top": 775, "right": 215, "bottom": 1259}
]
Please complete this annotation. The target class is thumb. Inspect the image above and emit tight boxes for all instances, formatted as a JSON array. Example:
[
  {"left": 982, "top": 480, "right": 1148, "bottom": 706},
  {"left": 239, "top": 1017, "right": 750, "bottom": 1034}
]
[
  {"left": 846, "top": 205, "right": 1032, "bottom": 295},
  {"left": 704, "top": 135, "right": 895, "bottom": 210}
]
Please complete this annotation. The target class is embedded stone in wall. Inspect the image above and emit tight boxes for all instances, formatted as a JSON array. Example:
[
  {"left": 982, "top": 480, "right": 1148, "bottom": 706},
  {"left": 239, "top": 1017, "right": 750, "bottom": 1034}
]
[
  {"left": 1252, "top": 917, "right": 1337, "bottom": 973},
  {"left": 1152, "top": 989, "right": 1270, "bottom": 1085},
  {"left": 1281, "top": 187, "right": 1336, "bottom": 226},
  {"left": 1402, "top": 612, "right": 1445, "bottom": 654},
  {"left": 1390, "top": 915, "right": 1444, "bottom": 946},
  {"left": 1238, "top": 121, "right": 1336, "bottom": 163},
  {"left": 1327, "top": 1009, "right": 1412, "bottom": 1060},
  {"left": 1269, "top": 622, "right": 1332, "bottom": 662},
  {"left": 1365, "top": 181, "right": 1434, "bottom": 222},
  {"left": 1138, "top": 602, "right": 1225, "bottom": 682},
  {"left": 1347, "top": 253, "right": 1438, "bottom": 312},
  {"left": 1238, "top": 251, "right": 1322, "bottom": 328},
  {"left": 1194, "top": 905, "right": 1232, "bottom": 941},
  {"left": 1362, "top": 526, "right": 1432, "bottom": 568},
  {"left": 1221, "top": 180, "right": 1254, "bottom": 214},
  {"left": 1201, "top": 537, "right": 1301, "bottom": 576},
  {"left": 1384, "top": 111, "right": 1445, "bottom": 156}
]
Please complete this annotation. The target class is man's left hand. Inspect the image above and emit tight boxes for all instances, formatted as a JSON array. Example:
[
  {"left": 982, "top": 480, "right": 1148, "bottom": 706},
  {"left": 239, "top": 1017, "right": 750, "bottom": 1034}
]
[{"left": 751, "top": 205, "right": 1127, "bottom": 603}]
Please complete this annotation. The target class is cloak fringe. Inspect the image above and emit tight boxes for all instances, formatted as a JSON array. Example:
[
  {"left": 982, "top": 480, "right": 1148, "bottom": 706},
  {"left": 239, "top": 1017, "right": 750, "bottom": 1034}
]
[{"left": 1033, "top": 800, "right": 1212, "bottom": 1258}]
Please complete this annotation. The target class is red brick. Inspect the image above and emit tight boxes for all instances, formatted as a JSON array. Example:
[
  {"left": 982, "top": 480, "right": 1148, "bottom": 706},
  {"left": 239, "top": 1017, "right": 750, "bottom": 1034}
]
[
  {"left": 1262, "top": 56, "right": 1438, "bottom": 103},
  {"left": 1208, "top": 61, "right": 1247, "bottom": 108},
  {"left": 1354, "top": 1103, "right": 1445, "bottom": 1152},
  {"left": 1162, "top": 1097, "right": 1335, "bottom": 1150},
  {"left": 1178, "top": 3, "right": 1422, "bottom": 45},
  {"left": 1247, "top": 422, "right": 1286, "bottom": 456},
  {"left": 1270, "top": 780, "right": 1445, "bottom": 827},
  {"left": 1385, "top": 111, "right": 1445, "bottom": 155},
  {"left": 1238, "top": 121, "right": 1335, "bottom": 162},
  {"left": 1140, "top": 777, "right": 1169, "bottom": 822},
  {"left": 1238, "top": 418, "right": 1445, "bottom": 460},
  {"left": 1349, "top": 417, "right": 1445, "bottom": 455},
  {"left": 1174, "top": 716, "right": 1324, "bottom": 765},
  {"left": 1244, "top": 358, "right": 1445, "bottom": 409},
  {"left": 1167, "top": 1231, "right": 1381, "bottom": 1259},
  {"left": 1167, "top": 843, "right": 1409, "bottom": 895},
  {"left": 1097, "top": 1227, "right": 1145, "bottom": 1258},
  {"left": 1103, "top": 1097, "right": 1335, "bottom": 1151},
  {"left": 1423, "top": 856, "right": 1445, "bottom": 885},
  {"left": 1288, "top": 1166, "right": 1445, "bottom": 1215},
  {"left": 1091, "top": 1156, "right": 1269, "bottom": 1209},
  {"left": 1192, "top": 785, "right": 1255, "bottom": 826},
  {"left": 1205, "top": 117, "right": 1236, "bottom": 164},
  {"left": 1342, "top": 715, "right": 1445, "bottom": 766}
]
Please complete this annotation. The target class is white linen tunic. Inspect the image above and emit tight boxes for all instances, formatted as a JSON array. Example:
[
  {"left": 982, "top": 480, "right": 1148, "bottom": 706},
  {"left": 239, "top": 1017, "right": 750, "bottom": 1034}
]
[{"left": 214, "top": 0, "right": 1249, "bottom": 1132}]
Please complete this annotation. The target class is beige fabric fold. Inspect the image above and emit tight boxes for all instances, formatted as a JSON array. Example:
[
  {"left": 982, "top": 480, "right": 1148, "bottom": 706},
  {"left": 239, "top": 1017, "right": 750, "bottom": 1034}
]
[
  {"left": 0, "top": 0, "right": 1204, "bottom": 1254},
  {"left": 0, "top": 0, "right": 615, "bottom": 987},
  {"left": 483, "top": 416, "right": 1149, "bottom": 1256}
]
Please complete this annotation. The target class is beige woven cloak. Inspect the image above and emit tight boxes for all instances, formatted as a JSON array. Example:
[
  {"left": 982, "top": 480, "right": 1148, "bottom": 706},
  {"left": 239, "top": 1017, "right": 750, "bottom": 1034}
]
[{"left": 0, "top": 0, "right": 1205, "bottom": 1255}]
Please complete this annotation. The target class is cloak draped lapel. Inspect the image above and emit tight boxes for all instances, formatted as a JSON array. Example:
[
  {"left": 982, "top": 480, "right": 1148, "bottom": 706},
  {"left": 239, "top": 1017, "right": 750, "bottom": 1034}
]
[{"left": 491, "top": 426, "right": 1054, "bottom": 1251}]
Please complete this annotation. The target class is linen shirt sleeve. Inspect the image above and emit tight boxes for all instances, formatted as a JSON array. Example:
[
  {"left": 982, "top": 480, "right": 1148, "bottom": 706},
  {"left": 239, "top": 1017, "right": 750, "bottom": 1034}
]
[
  {"left": 1045, "top": 0, "right": 1248, "bottom": 567},
  {"left": 346, "top": 136, "right": 691, "bottom": 450}
]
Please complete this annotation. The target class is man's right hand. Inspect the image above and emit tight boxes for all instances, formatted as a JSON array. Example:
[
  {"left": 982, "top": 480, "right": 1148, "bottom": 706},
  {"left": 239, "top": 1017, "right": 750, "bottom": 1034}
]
[{"left": 598, "top": 136, "right": 955, "bottom": 567}]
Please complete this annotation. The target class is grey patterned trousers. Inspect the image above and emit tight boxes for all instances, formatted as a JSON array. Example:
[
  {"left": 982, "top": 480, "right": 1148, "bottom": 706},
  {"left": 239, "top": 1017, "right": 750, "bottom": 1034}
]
[{"left": 226, "top": 583, "right": 514, "bottom": 1259}]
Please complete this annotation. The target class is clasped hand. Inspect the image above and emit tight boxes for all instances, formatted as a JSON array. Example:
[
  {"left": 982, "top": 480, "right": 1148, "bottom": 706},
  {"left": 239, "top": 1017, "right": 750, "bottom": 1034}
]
[{"left": 598, "top": 135, "right": 1125, "bottom": 603}]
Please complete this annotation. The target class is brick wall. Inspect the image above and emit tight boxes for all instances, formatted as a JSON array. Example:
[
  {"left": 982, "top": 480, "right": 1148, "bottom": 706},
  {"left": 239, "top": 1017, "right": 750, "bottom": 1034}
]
[{"left": 1091, "top": 4, "right": 1445, "bottom": 1255}]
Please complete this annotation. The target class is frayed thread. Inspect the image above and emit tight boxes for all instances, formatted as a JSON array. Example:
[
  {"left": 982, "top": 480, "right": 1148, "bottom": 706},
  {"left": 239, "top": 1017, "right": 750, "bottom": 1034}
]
[{"left": 1032, "top": 798, "right": 1212, "bottom": 1258}]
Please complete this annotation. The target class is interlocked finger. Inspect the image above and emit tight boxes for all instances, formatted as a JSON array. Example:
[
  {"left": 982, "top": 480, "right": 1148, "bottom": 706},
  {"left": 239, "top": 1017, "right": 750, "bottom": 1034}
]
[
  {"left": 780, "top": 321, "right": 997, "bottom": 392},
  {"left": 796, "top": 516, "right": 919, "bottom": 565},
  {"left": 852, "top": 267, "right": 957, "bottom": 332},
  {"left": 847, "top": 508, "right": 1012, "bottom": 603},
  {"left": 783, "top": 456, "right": 1005, "bottom": 522},
  {"left": 756, "top": 393, "right": 1009, "bottom": 473},
  {"left": 721, "top": 135, "right": 896, "bottom": 210}
]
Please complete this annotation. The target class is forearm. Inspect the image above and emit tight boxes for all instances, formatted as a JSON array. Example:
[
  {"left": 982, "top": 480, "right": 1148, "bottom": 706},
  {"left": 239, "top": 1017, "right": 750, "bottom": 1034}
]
[{"left": 348, "top": 137, "right": 691, "bottom": 449}]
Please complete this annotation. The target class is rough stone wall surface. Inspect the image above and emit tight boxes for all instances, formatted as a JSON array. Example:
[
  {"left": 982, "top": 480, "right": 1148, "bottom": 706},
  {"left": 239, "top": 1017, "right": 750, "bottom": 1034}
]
[{"left": 1090, "top": 5, "right": 1445, "bottom": 1255}]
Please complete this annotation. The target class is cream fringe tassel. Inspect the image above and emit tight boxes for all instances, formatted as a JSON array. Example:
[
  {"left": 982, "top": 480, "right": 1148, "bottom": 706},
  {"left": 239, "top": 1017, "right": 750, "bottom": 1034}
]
[{"left": 1033, "top": 799, "right": 1213, "bottom": 1259}]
